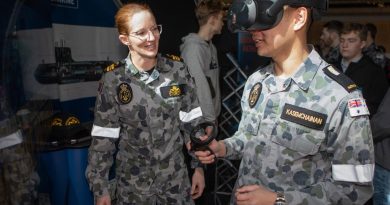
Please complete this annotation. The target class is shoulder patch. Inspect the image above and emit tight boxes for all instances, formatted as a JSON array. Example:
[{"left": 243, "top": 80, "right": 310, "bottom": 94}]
[
  {"left": 323, "top": 65, "right": 357, "bottom": 92},
  {"left": 165, "top": 54, "right": 183, "bottom": 62},
  {"left": 348, "top": 98, "right": 370, "bottom": 117},
  {"left": 104, "top": 61, "right": 123, "bottom": 73}
]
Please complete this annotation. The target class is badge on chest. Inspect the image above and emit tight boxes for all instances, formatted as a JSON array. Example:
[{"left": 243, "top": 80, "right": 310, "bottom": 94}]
[
  {"left": 117, "top": 83, "right": 133, "bottom": 104},
  {"left": 160, "top": 84, "right": 187, "bottom": 98},
  {"left": 248, "top": 83, "right": 262, "bottom": 108}
]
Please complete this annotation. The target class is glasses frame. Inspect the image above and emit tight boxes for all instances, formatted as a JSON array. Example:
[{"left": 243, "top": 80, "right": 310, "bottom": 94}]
[{"left": 128, "top": 24, "right": 162, "bottom": 42}]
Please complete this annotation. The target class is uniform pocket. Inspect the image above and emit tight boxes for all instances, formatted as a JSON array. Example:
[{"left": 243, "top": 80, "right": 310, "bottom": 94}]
[
  {"left": 242, "top": 110, "right": 262, "bottom": 136},
  {"left": 271, "top": 120, "right": 325, "bottom": 156}
]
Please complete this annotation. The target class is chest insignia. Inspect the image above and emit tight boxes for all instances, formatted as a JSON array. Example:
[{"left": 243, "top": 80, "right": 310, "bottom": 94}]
[
  {"left": 160, "top": 84, "right": 186, "bottom": 98},
  {"left": 281, "top": 104, "right": 327, "bottom": 130},
  {"left": 117, "top": 83, "right": 132, "bottom": 104},
  {"left": 248, "top": 83, "right": 262, "bottom": 108},
  {"left": 169, "top": 85, "right": 181, "bottom": 96}
]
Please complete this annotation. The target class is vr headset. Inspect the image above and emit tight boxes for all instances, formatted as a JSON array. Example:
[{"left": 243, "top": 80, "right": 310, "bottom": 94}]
[{"left": 227, "top": 0, "right": 328, "bottom": 32}]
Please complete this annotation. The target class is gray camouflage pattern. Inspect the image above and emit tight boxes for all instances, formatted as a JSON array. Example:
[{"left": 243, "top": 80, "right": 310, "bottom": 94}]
[
  {"left": 363, "top": 43, "right": 387, "bottom": 69},
  {"left": 224, "top": 47, "right": 374, "bottom": 204},
  {"left": 86, "top": 53, "right": 202, "bottom": 204},
  {"left": 324, "top": 46, "right": 341, "bottom": 65},
  {"left": 0, "top": 124, "right": 39, "bottom": 205},
  {"left": 0, "top": 97, "right": 39, "bottom": 205}
]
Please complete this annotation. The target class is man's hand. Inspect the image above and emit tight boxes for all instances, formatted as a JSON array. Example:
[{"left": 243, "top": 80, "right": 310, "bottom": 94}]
[
  {"left": 191, "top": 167, "right": 205, "bottom": 199},
  {"left": 96, "top": 195, "right": 111, "bottom": 205},
  {"left": 194, "top": 139, "right": 224, "bottom": 164},
  {"left": 186, "top": 124, "right": 215, "bottom": 151},
  {"left": 235, "top": 184, "right": 277, "bottom": 205}
]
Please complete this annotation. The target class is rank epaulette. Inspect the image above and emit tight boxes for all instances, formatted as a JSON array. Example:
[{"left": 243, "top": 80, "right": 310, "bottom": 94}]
[
  {"left": 323, "top": 65, "right": 357, "bottom": 93},
  {"left": 165, "top": 54, "right": 183, "bottom": 62},
  {"left": 104, "top": 61, "right": 123, "bottom": 73}
]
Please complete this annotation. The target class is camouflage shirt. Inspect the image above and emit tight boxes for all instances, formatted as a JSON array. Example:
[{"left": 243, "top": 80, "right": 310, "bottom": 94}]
[
  {"left": 86, "top": 54, "right": 203, "bottom": 200},
  {"left": 324, "top": 46, "right": 341, "bottom": 66},
  {"left": 363, "top": 43, "right": 387, "bottom": 69},
  {"left": 224, "top": 47, "right": 374, "bottom": 204}
]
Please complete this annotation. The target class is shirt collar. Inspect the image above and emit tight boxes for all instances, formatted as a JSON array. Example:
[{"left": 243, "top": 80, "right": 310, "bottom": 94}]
[
  {"left": 288, "top": 45, "right": 325, "bottom": 91},
  {"left": 126, "top": 53, "right": 171, "bottom": 74},
  {"left": 259, "top": 45, "right": 324, "bottom": 92},
  {"left": 156, "top": 53, "right": 174, "bottom": 72},
  {"left": 125, "top": 55, "right": 161, "bottom": 84},
  {"left": 341, "top": 54, "right": 363, "bottom": 72}
]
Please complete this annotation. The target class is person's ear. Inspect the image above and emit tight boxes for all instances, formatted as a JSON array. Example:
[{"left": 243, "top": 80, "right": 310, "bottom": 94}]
[
  {"left": 208, "top": 15, "right": 217, "bottom": 26},
  {"left": 119, "top": 34, "right": 130, "bottom": 46},
  {"left": 293, "top": 7, "right": 308, "bottom": 31},
  {"left": 360, "top": 40, "right": 367, "bottom": 49}
]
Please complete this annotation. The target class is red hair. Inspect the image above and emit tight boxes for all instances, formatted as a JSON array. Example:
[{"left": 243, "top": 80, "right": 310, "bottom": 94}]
[{"left": 115, "top": 3, "right": 154, "bottom": 35}]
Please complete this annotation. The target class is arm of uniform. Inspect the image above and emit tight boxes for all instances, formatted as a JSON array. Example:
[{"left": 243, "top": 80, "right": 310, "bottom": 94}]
[
  {"left": 221, "top": 80, "right": 252, "bottom": 160},
  {"left": 181, "top": 44, "right": 216, "bottom": 123},
  {"left": 223, "top": 93, "right": 374, "bottom": 204},
  {"left": 179, "top": 66, "right": 206, "bottom": 144},
  {"left": 179, "top": 66, "right": 208, "bottom": 168},
  {"left": 85, "top": 75, "right": 119, "bottom": 199},
  {"left": 285, "top": 93, "right": 374, "bottom": 204},
  {"left": 371, "top": 89, "right": 390, "bottom": 142}
]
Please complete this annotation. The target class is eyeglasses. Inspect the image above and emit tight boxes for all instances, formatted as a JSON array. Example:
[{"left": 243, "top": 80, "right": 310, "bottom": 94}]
[{"left": 128, "top": 24, "right": 162, "bottom": 41}]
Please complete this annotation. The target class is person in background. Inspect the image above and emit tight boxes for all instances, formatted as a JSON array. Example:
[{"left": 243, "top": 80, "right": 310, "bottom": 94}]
[
  {"left": 319, "top": 20, "right": 344, "bottom": 66},
  {"left": 180, "top": 0, "right": 224, "bottom": 124},
  {"left": 195, "top": 3, "right": 375, "bottom": 205},
  {"left": 85, "top": 3, "right": 207, "bottom": 205},
  {"left": 180, "top": 1, "right": 225, "bottom": 202},
  {"left": 363, "top": 23, "right": 387, "bottom": 70},
  {"left": 314, "top": 38, "right": 329, "bottom": 59},
  {"left": 370, "top": 88, "right": 390, "bottom": 205},
  {"left": 0, "top": 86, "right": 39, "bottom": 205},
  {"left": 338, "top": 22, "right": 388, "bottom": 116}
]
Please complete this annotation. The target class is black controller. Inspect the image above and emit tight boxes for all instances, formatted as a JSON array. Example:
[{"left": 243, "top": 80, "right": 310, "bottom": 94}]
[{"left": 190, "top": 122, "right": 217, "bottom": 151}]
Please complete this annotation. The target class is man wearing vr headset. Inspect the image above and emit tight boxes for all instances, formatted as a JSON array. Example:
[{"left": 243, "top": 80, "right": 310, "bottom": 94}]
[{"left": 194, "top": 0, "right": 374, "bottom": 204}]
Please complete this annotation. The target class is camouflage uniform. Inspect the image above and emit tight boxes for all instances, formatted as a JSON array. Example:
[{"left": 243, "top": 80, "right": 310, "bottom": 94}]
[
  {"left": 0, "top": 85, "right": 39, "bottom": 205},
  {"left": 0, "top": 117, "right": 39, "bottom": 204},
  {"left": 363, "top": 43, "right": 387, "bottom": 69},
  {"left": 324, "top": 46, "right": 341, "bottom": 66},
  {"left": 224, "top": 46, "right": 374, "bottom": 204},
  {"left": 86, "top": 54, "right": 203, "bottom": 205}
]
